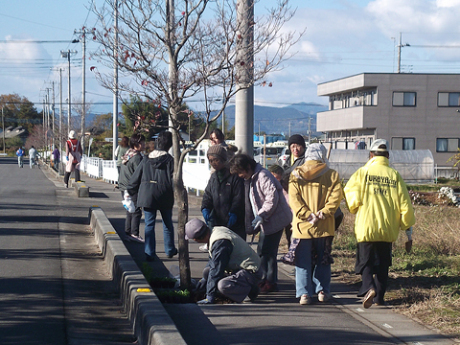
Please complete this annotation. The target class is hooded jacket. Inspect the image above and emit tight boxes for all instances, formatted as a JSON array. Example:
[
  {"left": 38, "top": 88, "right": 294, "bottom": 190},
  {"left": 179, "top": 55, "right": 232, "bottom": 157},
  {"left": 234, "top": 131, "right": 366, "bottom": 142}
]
[
  {"left": 289, "top": 160, "right": 342, "bottom": 239},
  {"left": 127, "top": 150, "right": 174, "bottom": 209},
  {"left": 343, "top": 156, "right": 415, "bottom": 243},
  {"left": 118, "top": 149, "right": 143, "bottom": 192}
]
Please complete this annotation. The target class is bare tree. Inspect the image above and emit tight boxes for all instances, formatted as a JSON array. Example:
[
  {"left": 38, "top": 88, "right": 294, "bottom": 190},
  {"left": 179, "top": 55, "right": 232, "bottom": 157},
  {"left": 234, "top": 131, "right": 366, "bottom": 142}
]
[{"left": 91, "top": 0, "right": 301, "bottom": 288}]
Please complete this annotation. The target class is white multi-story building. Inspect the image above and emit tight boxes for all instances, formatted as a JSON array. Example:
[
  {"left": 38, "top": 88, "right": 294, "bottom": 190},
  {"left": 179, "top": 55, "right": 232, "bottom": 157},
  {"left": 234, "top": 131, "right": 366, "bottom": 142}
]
[{"left": 317, "top": 73, "right": 460, "bottom": 168}]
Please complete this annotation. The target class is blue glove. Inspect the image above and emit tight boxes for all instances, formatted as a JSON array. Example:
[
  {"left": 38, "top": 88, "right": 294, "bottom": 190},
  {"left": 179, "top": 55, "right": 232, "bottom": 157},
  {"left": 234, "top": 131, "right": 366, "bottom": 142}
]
[
  {"left": 227, "top": 213, "right": 237, "bottom": 228},
  {"left": 202, "top": 208, "right": 211, "bottom": 223},
  {"left": 197, "top": 295, "right": 215, "bottom": 304},
  {"left": 66, "top": 156, "right": 69, "bottom": 162}
]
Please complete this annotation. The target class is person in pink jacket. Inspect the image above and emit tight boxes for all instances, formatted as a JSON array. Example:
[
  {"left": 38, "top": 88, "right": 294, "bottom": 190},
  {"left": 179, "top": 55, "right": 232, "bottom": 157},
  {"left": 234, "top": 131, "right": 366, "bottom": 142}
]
[{"left": 229, "top": 154, "right": 292, "bottom": 293}]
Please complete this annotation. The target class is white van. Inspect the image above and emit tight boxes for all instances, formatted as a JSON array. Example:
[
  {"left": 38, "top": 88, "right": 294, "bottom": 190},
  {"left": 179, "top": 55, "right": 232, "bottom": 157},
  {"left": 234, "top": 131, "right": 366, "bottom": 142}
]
[{"left": 254, "top": 147, "right": 280, "bottom": 167}]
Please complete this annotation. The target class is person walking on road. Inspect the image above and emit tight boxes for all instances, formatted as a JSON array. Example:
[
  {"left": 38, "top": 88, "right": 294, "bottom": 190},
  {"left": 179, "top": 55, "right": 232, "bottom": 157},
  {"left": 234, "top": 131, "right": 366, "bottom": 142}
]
[
  {"left": 185, "top": 218, "right": 262, "bottom": 304},
  {"left": 127, "top": 131, "right": 178, "bottom": 261},
  {"left": 201, "top": 145, "right": 246, "bottom": 241},
  {"left": 64, "top": 130, "right": 83, "bottom": 188},
  {"left": 118, "top": 134, "right": 145, "bottom": 243},
  {"left": 229, "top": 153, "right": 292, "bottom": 294},
  {"left": 29, "top": 145, "right": 38, "bottom": 169},
  {"left": 343, "top": 139, "right": 415, "bottom": 308},
  {"left": 52, "top": 145, "right": 60, "bottom": 172},
  {"left": 16, "top": 147, "right": 24, "bottom": 168},
  {"left": 289, "top": 143, "right": 343, "bottom": 305}
]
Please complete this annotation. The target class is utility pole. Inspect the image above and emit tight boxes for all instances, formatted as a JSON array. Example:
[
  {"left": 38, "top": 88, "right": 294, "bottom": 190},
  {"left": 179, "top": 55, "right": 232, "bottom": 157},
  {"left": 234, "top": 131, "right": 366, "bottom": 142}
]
[
  {"left": 397, "top": 32, "right": 410, "bottom": 73},
  {"left": 59, "top": 68, "right": 63, "bottom": 160},
  {"left": 74, "top": 28, "right": 95, "bottom": 155},
  {"left": 61, "top": 49, "right": 77, "bottom": 133},
  {"left": 113, "top": 0, "right": 119, "bottom": 159},
  {"left": 2, "top": 107, "right": 4, "bottom": 154},
  {"left": 235, "top": 0, "right": 254, "bottom": 156}
]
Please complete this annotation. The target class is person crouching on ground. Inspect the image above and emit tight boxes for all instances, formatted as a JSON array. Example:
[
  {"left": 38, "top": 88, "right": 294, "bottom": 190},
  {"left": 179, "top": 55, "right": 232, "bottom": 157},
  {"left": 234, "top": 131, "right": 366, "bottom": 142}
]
[
  {"left": 343, "top": 139, "right": 415, "bottom": 308},
  {"left": 289, "top": 143, "right": 343, "bottom": 305},
  {"left": 201, "top": 145, "right": 246, "bottom": 241},
  {"left": 229, "top": 153, "right": 292, "bottom": 294},
  {"left": 127, "top": 131, "right": 178, "bottom": 261},
  {"left": 186, "top": 218, "right": 262, "bottom": 304}
]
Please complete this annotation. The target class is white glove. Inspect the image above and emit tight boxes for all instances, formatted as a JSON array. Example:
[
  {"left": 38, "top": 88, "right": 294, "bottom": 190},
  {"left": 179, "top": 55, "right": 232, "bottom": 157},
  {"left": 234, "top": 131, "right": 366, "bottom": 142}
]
[
  {"left": 306, "top": 212, "right": 318, "bottom": 226},
  {"left": 251, "top": 215, "right": 263, "bottom": 230},
  {"left": 316, "top": 211, "right": 325, "bottom": 220},
  {"left": 405, "top": 227, "right": 413, "bottom": 241}
]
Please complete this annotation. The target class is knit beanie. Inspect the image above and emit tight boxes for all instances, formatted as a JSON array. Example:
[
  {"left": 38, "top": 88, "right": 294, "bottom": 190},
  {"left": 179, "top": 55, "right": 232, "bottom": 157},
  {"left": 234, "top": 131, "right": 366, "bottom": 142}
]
[
  {"left": 288, "top": 134, "right": 306, "bottom": 149},
  {"left": 207, "top": 145, "right": 227, "bottom": 162}
]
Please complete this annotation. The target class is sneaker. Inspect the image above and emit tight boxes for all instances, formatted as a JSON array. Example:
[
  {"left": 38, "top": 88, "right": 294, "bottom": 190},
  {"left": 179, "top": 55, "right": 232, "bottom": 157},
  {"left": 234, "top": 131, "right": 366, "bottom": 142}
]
[
  {"left": 130, "top": 234, "right": 144, "bottom": 243},
  {"left": 259, "top": 282, "right": 278, "bottom": 294},
  {"left": 318, "top": 291, "right": 331, "bottom": 302},
  {"left": 299, "top": 294, "right": 312, "bottom": 305},
  {"left": 64, "top": 183, "right": 68, "bottom": 188},
  {"left": 199, "top": 244, "right": 208, "bottom": 252},
  {"left": 363, "top": 289, "right": 376, "bottom": 309},
  {"left": 167, "top": 248, "right": 178, "bottom": 258}
]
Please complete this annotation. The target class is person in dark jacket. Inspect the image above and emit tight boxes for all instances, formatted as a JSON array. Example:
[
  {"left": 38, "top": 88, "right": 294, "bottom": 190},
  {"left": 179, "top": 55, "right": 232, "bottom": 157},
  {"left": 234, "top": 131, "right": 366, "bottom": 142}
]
[
  {"left": 127, "top": 131, "right": 178, "bottom": 261},
  {"left": 201, "top": 145, "right": 245, "bottom": 240},
  {"left": 118, "top": 133, "right": 145, "bottom": 243}
]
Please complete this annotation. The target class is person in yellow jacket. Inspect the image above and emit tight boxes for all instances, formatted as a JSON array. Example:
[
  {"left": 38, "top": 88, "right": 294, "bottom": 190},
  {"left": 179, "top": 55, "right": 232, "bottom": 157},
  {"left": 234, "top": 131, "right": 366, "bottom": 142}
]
[
  {"left": 289, "top": 144, "right": 343, "bottom": 305},
  {"left": 344, "top": 139, "right": 415, "bottom": 309}
]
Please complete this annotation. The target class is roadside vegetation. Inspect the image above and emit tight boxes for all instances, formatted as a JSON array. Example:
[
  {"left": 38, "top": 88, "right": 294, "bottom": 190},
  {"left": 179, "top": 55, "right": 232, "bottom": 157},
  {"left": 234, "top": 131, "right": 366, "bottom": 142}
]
[{"left": 332, "top": 182, "right": 460, "bottom": 340}]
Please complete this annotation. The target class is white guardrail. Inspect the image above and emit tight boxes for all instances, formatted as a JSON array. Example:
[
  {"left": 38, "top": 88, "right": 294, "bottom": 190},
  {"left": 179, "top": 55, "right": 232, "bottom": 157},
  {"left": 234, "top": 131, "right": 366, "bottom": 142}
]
[{"left": 81, "top": 148, "right": 212, "bottom": 194}]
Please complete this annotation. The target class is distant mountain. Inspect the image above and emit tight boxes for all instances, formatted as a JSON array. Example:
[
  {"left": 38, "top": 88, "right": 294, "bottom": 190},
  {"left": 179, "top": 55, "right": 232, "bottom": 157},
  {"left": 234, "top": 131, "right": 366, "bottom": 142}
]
[{"left": 220, "top": 102, "right": 328, "bottom": 136}]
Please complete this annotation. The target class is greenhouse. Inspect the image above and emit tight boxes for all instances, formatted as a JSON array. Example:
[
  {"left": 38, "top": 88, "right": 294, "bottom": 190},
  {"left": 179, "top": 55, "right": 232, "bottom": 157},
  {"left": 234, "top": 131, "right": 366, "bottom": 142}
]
[{"left": 329, "top": 149, "right": 434, "bottom": 183}]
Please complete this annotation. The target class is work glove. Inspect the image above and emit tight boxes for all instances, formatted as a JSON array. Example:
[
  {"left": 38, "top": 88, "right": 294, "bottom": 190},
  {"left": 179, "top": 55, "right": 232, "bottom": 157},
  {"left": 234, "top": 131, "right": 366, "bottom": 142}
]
[
  {"left": 405, "top": 227, "right": 413, "bottom": 253},
  {"left": 197, "top": 295, "right": 215, "bottom": 304},
  {"left": 251, "top": 215, "right": 263, "bottom": 231},
  {"left": 227, "top": 213, "right": 237, "bottom": 228},
  {"left": 306, "top": 212, "right": 318, "bottom": 226},
  {"left": 66, "top": 156, "right": 69, "bottom": 162},
  {"left": 316, "top": 211, "right": 325, "bottom": 220},
  {"left": 193, "top": 279, "right": 207, "bottom": 293},
  {"left": 202, "top": 208, "right": 211, "bottom": 223}
]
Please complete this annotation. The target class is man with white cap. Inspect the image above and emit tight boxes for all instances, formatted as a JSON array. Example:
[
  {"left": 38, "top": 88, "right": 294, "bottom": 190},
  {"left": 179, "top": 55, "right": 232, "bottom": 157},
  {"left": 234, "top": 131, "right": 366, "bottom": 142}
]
[
  {"left": 344, "top": 139, "right": 415, "bottom": 308},
  {"left": 185, "top": 218, "right": 261, "bottom": 304}
]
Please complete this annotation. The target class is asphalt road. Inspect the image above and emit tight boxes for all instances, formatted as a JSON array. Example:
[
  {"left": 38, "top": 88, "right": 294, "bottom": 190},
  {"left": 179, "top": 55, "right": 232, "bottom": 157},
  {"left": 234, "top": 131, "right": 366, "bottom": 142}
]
[{"left": 0, "top": 157, "right": 134, "bottom": 345}]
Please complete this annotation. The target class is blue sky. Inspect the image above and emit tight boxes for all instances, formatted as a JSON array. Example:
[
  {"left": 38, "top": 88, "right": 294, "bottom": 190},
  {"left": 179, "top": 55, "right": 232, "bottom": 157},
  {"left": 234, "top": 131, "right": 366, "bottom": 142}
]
[{"left": 2, "top": 0, "right": 460, "bottom": 114}]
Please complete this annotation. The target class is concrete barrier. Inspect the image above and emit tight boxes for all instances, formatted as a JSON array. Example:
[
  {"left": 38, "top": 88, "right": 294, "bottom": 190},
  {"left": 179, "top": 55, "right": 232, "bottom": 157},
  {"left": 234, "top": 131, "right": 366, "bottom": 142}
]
[
  {"left": 88, "top": 207, "right": 186, "bottom": 345},
  {"left": 75, "top": 181, "right": 90, "bottom": 197}
]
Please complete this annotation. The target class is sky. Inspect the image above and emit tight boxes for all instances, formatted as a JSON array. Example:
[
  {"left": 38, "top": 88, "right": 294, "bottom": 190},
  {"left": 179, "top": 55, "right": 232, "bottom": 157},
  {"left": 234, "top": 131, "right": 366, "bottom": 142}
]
[{"left": 3, "top": 0, "right": 460, "bottom": 115}]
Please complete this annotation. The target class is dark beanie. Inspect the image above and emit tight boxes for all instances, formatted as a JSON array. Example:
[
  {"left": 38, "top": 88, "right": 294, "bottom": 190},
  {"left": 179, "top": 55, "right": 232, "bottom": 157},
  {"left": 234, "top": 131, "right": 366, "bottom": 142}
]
[
  {"left": 288, "top": 134, "right": 306, "bottom": 149},
  {"left": 207, "top": 145, "right": 227, "bottom": 162}
]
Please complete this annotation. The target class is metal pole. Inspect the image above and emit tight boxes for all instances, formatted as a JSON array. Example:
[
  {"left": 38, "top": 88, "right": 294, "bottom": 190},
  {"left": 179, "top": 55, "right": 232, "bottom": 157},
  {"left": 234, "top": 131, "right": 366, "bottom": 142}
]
[
  {"left": 81, "top": 31, "right": 86, "bottom": 155},
  {"left": 68, "top": 51, "right": 71, "bottom": 131},
  {"left": 52, "top": 82, "right": 55, "bottom": 149},
  {"left": 2, "top": 107, "right": 4, "bottom": 154},
  {"left": 113, "top": 0, "right": 119, "bottom": 160},
  {"left": 397, "top": 32, "right": 402, "bottom": 73},
  {"left": 59, "top": 68, "right": 63, "bottom": 158}
]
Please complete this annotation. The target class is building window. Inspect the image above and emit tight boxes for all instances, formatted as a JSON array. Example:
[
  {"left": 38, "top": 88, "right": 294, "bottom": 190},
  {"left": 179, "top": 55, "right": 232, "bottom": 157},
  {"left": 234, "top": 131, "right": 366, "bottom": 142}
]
[
  {"left": 438, "top": 92, "right": 460, "bottom": 107},
  {"left": 436, "top": 138, "right": 460, "bottom": 152},
  {"left": 393, "top": 92, "right": 416, "bottom": 107},
  {"left": 392, "top": 137, "right": 415, "bottom": 150}
]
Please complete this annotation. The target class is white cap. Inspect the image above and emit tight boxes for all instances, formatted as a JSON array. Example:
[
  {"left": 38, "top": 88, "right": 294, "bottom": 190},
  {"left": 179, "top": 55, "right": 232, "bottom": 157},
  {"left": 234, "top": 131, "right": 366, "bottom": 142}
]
[
  {"left": 369, "top": 139, "right": 389, "bottom": 152},
  {"left": 68, "top": 130, "right": 76, "bottom": 139}
]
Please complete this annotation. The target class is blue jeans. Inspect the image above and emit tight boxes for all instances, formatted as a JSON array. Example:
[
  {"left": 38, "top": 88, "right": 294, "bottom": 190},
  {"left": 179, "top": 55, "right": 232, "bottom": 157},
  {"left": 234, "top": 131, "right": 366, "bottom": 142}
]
[
  {"left": 257, "top": 229, "right": 283, "bottom": 284},
  {"left": 143, "top": 207, "right": 176, "bottom": 257},
  {"left": 295, "top": 238, "right": 331, "bottom": 298}
]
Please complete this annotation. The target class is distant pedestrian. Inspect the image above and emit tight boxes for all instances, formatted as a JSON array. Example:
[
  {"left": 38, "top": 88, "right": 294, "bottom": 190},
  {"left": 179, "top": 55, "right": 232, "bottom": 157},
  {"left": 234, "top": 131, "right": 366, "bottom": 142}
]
[
  {"left": 115, "top": 136, "right": 129, "bottom": 177},
  {"left": 16, "top": 147, "right": 24, "bottom": 168},
  {"left": 64, "top": 130, "right": 83, "bottom": 188},
  {"left": 52, "top": 145, "right": 60, "bottom": 171},
  {"left": 201, "top": 145, "right": 245, "bottom": 240},
  {"left": 127, "top": 131, "right": 178, "bottom": 261},
  {"left": 343, "top": 139, "right": 415, "bottom": 308},
  {"left": 289, "top": 143, "right": 342, "bottom": 305},
  {"left": 229, "top": 153, "right": 292, "bottom": 293},
  {"left": 209, "top": 128, "right": 236, "bottom": 163},
  {"left": 29, "top": 146, "right": 38, "bottom": 169},
  {"left": 118, "top": 134, "right": 145, "bottom": 243}
]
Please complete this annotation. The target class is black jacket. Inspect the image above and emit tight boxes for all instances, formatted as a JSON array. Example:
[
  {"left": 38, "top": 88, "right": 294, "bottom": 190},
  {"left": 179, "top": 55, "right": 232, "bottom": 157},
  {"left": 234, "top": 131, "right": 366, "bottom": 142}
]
[
  {"left": 281, "top": 153, "right": 306, "bottom": 191},
  {"left": 201, "top": 168, "right": 245, "bottom": 238},
  {"left": 127, "top": 151, "right": 174, "bottom": 210},
  {"left": 118, "top": 153, "right": 143, "bottom": 192}
]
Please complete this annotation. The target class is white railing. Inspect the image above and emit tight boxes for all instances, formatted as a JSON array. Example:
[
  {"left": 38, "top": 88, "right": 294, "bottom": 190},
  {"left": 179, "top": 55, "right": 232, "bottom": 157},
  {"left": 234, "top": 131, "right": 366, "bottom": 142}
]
[
  {"left": 82, "top": 156, "right": 103, "bottom": 179},
  {"left": 102, "top": 160, "right": 119, "bottom": 184}
]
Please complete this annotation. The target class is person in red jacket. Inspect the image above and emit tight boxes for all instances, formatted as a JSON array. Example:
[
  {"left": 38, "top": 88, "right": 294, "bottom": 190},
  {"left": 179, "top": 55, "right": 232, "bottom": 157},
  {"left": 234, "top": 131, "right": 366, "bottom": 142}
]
[{"left": 64, "top": 130, "right": 83, "bottom": 188}]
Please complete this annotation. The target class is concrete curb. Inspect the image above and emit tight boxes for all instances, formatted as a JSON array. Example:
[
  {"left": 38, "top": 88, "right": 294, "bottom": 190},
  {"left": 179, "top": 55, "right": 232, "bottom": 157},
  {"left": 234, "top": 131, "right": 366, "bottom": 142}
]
[{"left": 88, "top": 206, "right": 187, "bottom": 345}]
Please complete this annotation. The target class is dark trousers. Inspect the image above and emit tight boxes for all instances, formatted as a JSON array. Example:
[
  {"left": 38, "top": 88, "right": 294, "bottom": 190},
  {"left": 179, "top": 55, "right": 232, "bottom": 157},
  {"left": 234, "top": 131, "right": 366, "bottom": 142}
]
[
  {"left": 124, "top": 193, "right": 142, "bottom": 236},
  {"left": 356, "top": 242, "right": 392, "bottom": 304},
  {"left": 64, "top": 166, "right": 81, "bottom": 185},
  {"left": 257, "top": 229, "right": 283, "bottom": 284}
]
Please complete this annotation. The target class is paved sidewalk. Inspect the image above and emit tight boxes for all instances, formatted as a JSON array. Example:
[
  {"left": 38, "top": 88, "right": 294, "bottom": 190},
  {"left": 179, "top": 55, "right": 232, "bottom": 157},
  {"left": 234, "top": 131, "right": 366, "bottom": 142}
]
[{"left": 46, "top": 167, "right": 458, "bottom": 345}]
